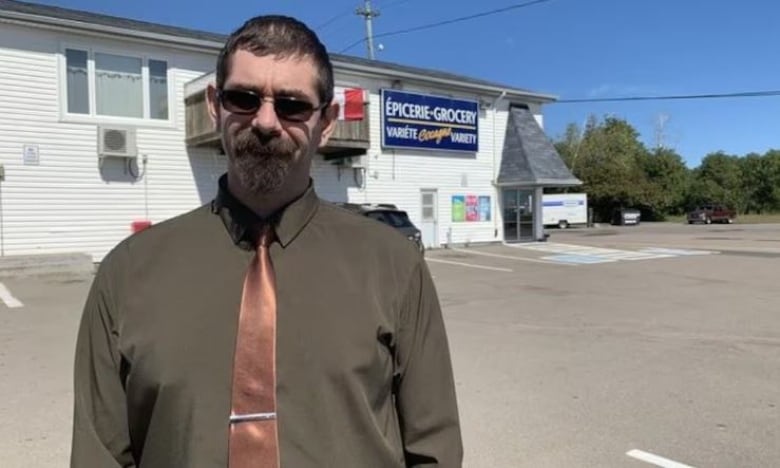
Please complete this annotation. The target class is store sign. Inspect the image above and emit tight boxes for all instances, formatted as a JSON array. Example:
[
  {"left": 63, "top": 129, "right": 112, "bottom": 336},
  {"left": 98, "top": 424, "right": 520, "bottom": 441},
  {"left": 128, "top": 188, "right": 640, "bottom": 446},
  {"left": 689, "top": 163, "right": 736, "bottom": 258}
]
[{"left": 381, "top": 89, "right": 479, "bottom": 153}]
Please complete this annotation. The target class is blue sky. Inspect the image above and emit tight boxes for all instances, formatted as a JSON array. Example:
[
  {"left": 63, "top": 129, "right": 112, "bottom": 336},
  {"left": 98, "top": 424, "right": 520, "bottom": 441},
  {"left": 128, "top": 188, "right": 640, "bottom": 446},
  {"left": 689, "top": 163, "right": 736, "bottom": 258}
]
[{"left": 31, "top": 0, "right": 780, "bottom": 167}]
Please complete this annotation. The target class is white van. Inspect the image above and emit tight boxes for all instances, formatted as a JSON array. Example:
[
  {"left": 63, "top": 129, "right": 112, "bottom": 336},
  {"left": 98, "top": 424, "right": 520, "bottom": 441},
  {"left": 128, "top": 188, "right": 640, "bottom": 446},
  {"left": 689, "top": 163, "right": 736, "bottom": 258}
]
[{"left": 542, "top": 193, "right": 588, "bottom": 229}]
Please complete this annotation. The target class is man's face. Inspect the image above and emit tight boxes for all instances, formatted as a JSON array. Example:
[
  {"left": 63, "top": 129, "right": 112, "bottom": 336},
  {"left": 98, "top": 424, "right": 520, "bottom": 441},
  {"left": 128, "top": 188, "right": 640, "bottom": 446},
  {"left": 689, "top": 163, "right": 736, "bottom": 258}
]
[{"left": 207, "top": 50, "right": 336, "bottom": 196}]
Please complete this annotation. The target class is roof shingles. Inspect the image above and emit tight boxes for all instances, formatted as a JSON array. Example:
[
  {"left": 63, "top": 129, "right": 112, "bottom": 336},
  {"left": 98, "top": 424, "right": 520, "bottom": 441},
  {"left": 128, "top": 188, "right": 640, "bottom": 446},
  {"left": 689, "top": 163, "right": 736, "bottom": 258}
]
[{"left": 497, "top": 107, "right": 581, "bottom": 187}]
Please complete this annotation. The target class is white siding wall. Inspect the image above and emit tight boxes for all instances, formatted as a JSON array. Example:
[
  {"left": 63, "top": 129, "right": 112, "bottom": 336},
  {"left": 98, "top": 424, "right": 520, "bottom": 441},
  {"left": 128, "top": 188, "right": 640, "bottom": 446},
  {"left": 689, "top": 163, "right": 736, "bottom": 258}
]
[
  {"left": 310, "top": 156, "right": 362, "bottom": 203},
  {"left": 332, "top": 73, "right": 513, "bottom": 247},
  {"left": 0, "top": 21, "right": 548, "bottom": 259},
  {"left": 0, "top": 24, "right": 217, "bottom": 260}
]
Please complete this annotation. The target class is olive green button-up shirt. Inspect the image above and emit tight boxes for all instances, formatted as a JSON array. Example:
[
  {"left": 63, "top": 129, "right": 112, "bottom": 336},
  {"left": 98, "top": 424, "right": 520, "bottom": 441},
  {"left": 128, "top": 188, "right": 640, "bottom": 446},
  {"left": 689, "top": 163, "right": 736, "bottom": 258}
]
[{"left": 71, "top": 176, "right": 462, "bottom": 468}]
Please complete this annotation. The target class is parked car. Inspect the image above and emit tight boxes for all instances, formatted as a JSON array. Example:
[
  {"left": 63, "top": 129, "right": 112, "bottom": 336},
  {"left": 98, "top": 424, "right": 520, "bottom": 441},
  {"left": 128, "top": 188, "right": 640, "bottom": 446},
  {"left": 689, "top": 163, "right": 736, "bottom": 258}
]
[
  {"left": 687, "top": 204, "right": 736, "bottom": 224},
  {"left": 335, "top": 203, "right": 425, "bottom": 253},
  {"left": 611, "top": 208, "right": 641, "bottom": 226}
]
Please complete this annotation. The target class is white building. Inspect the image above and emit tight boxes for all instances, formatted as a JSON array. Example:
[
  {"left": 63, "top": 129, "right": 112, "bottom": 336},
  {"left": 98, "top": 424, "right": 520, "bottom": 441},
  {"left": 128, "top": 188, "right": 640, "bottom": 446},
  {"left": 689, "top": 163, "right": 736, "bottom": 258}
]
[{"left": 0, "top": 0, "right": 579, "bottom": 261}]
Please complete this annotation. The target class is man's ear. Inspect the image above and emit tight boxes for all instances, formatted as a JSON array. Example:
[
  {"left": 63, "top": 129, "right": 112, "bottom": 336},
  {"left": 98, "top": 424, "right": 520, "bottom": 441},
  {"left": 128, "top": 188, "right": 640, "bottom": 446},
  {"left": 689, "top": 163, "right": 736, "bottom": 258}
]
[
  {"left": 317, "top": 101, "right": 340, "bottom": 149},
  {"left": 206, "top": 83, "right": 220, "bottom": 130}
]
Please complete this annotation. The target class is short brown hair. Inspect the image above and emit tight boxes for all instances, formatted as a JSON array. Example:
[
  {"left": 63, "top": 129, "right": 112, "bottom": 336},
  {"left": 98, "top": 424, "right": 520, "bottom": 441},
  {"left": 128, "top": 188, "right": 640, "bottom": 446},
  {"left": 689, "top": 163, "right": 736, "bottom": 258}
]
[{"left": 216, "top": 15, "right": 334, "bottom": 106}]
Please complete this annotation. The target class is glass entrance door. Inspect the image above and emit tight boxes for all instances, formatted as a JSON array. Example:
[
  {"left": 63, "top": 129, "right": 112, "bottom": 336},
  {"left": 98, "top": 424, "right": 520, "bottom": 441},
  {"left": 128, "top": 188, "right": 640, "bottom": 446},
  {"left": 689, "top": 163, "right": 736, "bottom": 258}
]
[
  {"left": 503, "top": 188, "right": 535, "bottom": 242},
  {"left": 503, "top": 189, "right": 519, "bottom": 242}
]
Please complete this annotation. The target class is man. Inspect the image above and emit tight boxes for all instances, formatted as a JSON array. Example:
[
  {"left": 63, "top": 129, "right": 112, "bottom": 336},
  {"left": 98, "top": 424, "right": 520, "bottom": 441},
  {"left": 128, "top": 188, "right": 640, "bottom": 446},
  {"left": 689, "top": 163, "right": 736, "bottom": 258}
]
[{"left": 71, "top": 15, "right": 462, "bottom": 468}]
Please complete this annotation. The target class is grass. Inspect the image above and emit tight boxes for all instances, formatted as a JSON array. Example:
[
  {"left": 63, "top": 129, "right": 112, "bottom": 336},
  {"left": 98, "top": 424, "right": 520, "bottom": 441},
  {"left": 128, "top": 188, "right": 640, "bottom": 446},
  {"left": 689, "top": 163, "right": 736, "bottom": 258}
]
[{"left": 663, "top": 213, "right": 780, "bottom": 224}]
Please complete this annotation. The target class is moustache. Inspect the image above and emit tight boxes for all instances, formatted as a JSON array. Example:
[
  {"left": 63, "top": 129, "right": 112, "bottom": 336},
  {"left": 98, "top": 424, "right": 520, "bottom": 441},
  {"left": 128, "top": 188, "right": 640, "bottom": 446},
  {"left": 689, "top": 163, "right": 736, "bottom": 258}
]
[{"left": 232, "top": 128, "right": 297, "bottom": 160}]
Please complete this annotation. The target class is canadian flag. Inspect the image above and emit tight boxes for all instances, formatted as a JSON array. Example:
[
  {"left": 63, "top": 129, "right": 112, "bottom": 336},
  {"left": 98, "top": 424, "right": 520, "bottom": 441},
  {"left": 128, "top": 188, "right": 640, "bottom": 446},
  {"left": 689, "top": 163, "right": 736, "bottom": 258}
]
[{"left": 333, "top": 87, "right": 365, "bottom": 121}]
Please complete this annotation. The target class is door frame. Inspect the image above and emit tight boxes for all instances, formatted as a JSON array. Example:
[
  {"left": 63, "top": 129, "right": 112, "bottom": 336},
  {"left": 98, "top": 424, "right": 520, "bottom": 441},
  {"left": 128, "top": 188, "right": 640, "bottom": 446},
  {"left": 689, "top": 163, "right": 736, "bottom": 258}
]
[
  {"left": 502, "top": 187, "right": 537, "bottom": 243},
  {"left": 420, "top": 188, "right": 438, "bottom": 248}
]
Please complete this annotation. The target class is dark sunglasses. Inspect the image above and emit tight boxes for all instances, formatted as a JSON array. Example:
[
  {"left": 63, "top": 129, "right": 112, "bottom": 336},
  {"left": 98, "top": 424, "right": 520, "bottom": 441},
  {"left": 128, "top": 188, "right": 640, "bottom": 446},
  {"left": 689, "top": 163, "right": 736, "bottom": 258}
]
[{"left": 217, "top": 89, "right": 326, "bottom": 122}]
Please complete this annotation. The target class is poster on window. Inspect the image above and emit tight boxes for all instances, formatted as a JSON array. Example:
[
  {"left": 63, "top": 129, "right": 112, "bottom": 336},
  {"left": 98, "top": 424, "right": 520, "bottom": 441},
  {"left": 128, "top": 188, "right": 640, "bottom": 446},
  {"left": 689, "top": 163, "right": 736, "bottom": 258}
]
[
  {"left": 478, "top": 196, "right": 491, "bottom": 221},
  {"left": 452, "top": 195, "right": 465, "bottom": 222},
  {"left": 453, "top": 195, "right": 491, "bottom": 222},
  {"left": 465, "top": 195, "right": 479, "bottom": 222}
]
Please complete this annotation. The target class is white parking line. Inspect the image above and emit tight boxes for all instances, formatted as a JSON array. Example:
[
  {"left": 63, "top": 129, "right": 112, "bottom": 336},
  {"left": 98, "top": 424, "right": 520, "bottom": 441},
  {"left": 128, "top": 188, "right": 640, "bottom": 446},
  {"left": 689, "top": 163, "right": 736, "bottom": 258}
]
[
  {"left": 626, "top": 449, "right": 696, "bottom": 468},
  {"left": 0, "top": 282, "right": 23, "bottom": 308},
  {"left": 506, "top": 242, "right": 717, "bottom": 265},
  {"left": 426, "top": 258, "right": 513, "bottom": 272},
  {"left": 640, "top": 247, "right": 719, "bottom": 256},
  {"left": 450, "top": 248, "right": 571, "bottom": 265}
]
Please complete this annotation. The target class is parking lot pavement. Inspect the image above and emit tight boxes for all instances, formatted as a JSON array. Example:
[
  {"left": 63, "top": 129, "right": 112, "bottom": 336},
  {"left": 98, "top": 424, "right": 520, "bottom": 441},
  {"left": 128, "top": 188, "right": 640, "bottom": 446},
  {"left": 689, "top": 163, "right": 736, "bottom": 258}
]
[
  {"left": 427, "top": 224, "right": 780, "bottom": 467},
  {"left": 0, "top": 274, "right": 91, "bottom": 468},
  {"left": 427, "top": 242, "right": 717, "bottom": 269},
  {"left": 547, "top": 222, "right": 780, "bottom": 256},
  {"left": 2, "top": 223, "right": 779, "bottom": 467}
]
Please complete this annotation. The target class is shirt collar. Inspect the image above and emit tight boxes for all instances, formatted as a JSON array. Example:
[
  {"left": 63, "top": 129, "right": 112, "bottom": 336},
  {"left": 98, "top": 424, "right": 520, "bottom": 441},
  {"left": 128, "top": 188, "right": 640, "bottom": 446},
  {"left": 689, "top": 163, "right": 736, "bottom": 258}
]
[{"left": 211, "top": 174, "right": 319, "bottom": 250}]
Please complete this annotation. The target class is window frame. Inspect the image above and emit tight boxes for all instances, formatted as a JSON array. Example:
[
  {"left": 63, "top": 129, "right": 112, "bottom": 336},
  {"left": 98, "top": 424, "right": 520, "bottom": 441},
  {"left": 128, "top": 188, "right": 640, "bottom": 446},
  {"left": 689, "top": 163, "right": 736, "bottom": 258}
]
[{"left": 58, "top": 43, "right": 175, "bottom": 127}]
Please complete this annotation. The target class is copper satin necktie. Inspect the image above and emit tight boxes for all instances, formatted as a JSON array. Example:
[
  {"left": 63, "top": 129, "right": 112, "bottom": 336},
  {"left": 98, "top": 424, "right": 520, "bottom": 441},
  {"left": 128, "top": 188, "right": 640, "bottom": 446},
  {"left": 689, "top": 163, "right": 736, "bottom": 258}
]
[{"left": 229, "top": 226, "right": 280, "bottom": 468}]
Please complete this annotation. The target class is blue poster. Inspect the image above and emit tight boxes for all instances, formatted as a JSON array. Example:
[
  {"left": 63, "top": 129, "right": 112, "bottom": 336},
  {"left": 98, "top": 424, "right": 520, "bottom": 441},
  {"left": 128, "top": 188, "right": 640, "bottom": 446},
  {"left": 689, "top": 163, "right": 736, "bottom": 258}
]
[
  {"left": 478, "top": 196, "right": 491, "bottom": 222},
  {"left": 381, "top": 89, "right": 479, "bottom": 153}
]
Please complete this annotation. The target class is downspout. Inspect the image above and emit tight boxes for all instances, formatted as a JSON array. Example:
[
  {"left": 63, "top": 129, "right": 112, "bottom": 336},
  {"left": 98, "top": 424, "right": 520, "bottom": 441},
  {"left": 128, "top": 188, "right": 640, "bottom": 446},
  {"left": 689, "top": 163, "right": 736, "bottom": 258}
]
[{"left": 491, "top": 90, "right": 506, "bottom": 238}]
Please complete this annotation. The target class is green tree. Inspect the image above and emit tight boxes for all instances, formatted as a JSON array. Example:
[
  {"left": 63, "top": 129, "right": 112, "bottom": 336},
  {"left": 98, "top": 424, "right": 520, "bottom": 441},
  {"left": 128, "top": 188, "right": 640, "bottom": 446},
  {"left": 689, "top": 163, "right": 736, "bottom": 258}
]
[
  {"left": 564, "top": 116, "right": 652, "bottom": 221},
  {"left": 741, "top": 150, "right": 780, "bottom": 213},
  {"left": 640, "top": 148, "right": 690, "bottom": 218},
  {"left": 691, "top": 151, "right": 745, "bottom": 211},
  {"left": 764, "top": 150, "right": 780, "bottom": 212},
  {"left": 553, "top": 122, "right": 582, "bottom": 167},
  {"left": 554, "top": 120, "right": 780, "bottom": 220},
  {"left": 551, "top": 123, "right": 587, "bottom": 196},
  {"left": 684, "top": 175, "right": 724, "bottom": 210}
]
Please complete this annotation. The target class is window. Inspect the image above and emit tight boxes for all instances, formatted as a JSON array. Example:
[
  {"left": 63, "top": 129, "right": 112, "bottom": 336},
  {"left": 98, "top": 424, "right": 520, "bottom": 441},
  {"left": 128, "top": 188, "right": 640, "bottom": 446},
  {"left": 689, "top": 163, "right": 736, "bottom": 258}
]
[
  {"left": 65, "top": 49, "right": 89, "bottom": 114},
  {"left": 64, "top": 48, "right": 170, "bottom": 121},
  {"left": 149, "top": 59, "right": 169, "bottom": 120},
  {"left": 95, "top": 53, "right": 143, "bottom": 118}
]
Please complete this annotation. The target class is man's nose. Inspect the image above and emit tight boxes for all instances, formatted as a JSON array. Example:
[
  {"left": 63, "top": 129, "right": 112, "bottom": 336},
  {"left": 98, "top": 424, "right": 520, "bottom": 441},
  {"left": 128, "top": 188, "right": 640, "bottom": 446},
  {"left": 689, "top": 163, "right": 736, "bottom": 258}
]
[{"left": 250, "top": 100, "right": 282, "bottom": 133}]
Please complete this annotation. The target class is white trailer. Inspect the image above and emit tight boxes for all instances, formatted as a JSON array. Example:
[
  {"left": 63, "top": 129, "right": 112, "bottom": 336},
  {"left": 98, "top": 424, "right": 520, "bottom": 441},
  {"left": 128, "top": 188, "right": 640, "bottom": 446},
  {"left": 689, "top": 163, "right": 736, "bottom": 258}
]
[{"left": 542, "top": 193, "right": 588, "bottom": 229}]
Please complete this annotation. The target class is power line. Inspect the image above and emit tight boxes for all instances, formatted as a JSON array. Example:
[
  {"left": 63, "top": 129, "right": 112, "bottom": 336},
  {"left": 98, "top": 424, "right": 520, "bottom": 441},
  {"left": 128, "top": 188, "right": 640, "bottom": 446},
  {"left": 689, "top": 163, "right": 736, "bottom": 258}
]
[
  {"left": 376, "top": 0, "right": 413, "bottom": 8},
  {"left": 554, "top": 90, "right": 780, "bottom": 104},
  {"left": 317, "top": 0, "right": 412, "bottom": 32},
  {"left": 338, "top": 0, "right": 554, "bottom": 54},
  {"left": 315, "top": 8, "right": 355, "bottom": 31}
]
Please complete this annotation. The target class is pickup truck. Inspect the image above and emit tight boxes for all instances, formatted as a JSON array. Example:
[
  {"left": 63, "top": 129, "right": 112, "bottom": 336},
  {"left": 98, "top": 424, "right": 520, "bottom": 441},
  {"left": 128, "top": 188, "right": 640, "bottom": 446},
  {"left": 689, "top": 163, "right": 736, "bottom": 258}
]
[{"left": 687, "top": 204, "right": 736, "bottom": 224}]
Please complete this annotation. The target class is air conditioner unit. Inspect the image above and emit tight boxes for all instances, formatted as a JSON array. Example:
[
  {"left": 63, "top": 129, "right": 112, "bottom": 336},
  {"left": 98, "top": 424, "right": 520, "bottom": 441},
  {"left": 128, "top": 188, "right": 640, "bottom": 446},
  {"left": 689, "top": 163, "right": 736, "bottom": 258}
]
[{"left": 98, "top": 126, "right": 137, "bottom": 158}]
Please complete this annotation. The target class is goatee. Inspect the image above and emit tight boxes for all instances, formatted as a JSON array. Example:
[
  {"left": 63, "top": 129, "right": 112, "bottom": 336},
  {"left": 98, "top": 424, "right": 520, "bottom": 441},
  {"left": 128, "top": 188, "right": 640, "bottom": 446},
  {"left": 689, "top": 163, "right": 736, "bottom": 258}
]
[{"left": 228, "top": 128, "right": 298, "bottom": 195}]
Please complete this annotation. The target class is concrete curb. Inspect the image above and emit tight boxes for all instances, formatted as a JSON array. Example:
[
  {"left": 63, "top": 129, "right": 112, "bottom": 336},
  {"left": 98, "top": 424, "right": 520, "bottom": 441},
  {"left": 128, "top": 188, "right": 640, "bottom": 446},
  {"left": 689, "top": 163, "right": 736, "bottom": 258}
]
[
  {"left": 441, "top": 241, "right": 504, "bottom": 249},
  {"left": 0, "top": 253, "right": 95, "bottom": 279}
]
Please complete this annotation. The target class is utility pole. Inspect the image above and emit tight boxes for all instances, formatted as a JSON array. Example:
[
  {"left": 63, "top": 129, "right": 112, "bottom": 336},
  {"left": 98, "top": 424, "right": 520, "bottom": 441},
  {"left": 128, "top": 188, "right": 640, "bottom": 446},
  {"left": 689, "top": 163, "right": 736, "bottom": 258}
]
[{"left": 356, "top": 0, "right": 380, "bottom": 60}]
